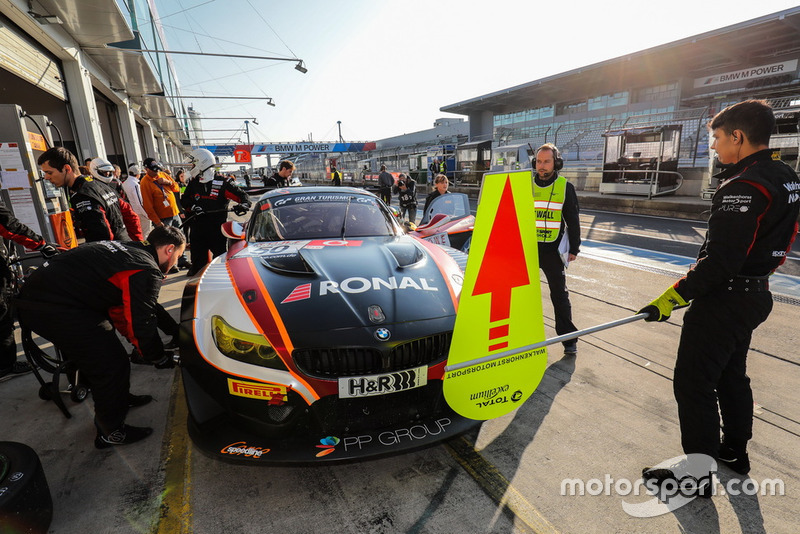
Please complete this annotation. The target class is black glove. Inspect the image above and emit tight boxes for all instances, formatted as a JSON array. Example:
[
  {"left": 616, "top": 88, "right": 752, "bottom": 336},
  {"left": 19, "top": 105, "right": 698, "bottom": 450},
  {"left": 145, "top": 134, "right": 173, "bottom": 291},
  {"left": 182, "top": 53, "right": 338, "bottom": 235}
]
[
  {"left": 35, "top": 242, "right": 60, "bottom": 258},
  {"left": 191, "top": 205, "right": 204, "bottom": 215},
  {"left": 233, "top": 203, "right": 249, "bottom": 216},
  {"left": 153, "top": 354, "right": 176, "bottom": 369}
]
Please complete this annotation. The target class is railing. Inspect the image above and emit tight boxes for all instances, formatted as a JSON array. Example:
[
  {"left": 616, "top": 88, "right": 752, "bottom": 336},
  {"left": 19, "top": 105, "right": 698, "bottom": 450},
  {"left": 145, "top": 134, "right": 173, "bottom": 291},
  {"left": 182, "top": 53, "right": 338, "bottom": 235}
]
[{"left": 601, "top": 168, "right": 684, "bottom": 199}]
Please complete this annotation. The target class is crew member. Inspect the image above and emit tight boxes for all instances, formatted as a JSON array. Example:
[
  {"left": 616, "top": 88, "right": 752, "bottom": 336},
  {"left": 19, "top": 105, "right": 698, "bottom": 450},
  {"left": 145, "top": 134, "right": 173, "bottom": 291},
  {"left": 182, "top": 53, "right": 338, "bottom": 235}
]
[
  {"left": 89, "top": 157, "right": 143, "bottom": 240},
  {"left": 0, "top": 204, "right": 58, "bottom": 378},
  {"left": 331, "top": 165, "right": 342, "bottom": 186},
  {"left": 640, "top": 100, "right": 800, "bottom": 484},
  {"left": 181, "top": 148, "right": 251, "bottom": 276},
  {"left": 89, "top": 157, "right": 124, "bottom": 197},
  {"left": 38, "top": 148, "right": 142, "bottom": 242},
  {"left": 139, "top": 158, "right": 190, "bottom": 271},
  {"left": 377, "top": 164, "right": 394, "bottom": 205},
  {"left": 122, "top": 164, "right": 151, "bottom": 238},
  {"left": 393, "top": 173, "right": 418, "bottom": 224},
  {"left": 533, "top": 143, "right": 580, "bottom": 356},
  {"left": 16, "top": 226, "right": 186, "bottom": 448},
  {"left": 421, "top": 173, "right": 451, "bottom": 220},
  {"left": 266, "top": 160, "right": 295, "bottom": 188}
]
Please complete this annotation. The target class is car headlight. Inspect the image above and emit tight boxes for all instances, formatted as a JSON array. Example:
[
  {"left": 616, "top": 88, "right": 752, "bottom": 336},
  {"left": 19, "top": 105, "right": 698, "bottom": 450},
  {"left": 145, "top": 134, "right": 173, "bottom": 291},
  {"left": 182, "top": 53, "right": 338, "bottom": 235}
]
[{"left": 212, "top": 316, "right": 286, "bottom": 370}]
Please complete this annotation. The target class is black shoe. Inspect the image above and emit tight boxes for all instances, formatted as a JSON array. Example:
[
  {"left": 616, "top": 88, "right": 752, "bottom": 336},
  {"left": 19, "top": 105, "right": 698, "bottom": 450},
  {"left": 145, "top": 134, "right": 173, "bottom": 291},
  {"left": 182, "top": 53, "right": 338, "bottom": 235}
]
[
  {"left": 0, "top": 361, "right": 34, "bottom": 378},
  {"left": 129, "top": 349, "right": 148, "bottom": 365},
  {"left": 178, "top": 259, "right": 192, "bottom": 271},
  {"left": 718, "top": 442, "right": 750, "bottom": 475},
  {"left": 94, "top": 424, "right": 153, "bottom": 449},
  {"left": 642, "top": 457, "right": 714, "bottom": 499},
  {"left": 168, "top": 266, "right": 180, "bottom": 274},
  {"left": 127, "top": 393, "right": 153, "bottom": 408}
]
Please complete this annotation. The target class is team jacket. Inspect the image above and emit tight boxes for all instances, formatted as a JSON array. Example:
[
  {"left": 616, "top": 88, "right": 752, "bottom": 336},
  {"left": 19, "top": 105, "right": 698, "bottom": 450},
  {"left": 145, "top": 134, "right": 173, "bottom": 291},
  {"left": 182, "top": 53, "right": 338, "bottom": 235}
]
[
  {"left": 17, "top": 240, "right": 165, "bottom": 361},
  {"left": 70, "top": 175, "right": 143, "bottom": 242},
  {"left": 181, "top": 175, "right": 250, "bottom": 228},
  {"left": 392, "top": 180, "right": 418, "bottom": 208},
  {"left": 675, "top": 149, "right": 800, "bottom": 300}
]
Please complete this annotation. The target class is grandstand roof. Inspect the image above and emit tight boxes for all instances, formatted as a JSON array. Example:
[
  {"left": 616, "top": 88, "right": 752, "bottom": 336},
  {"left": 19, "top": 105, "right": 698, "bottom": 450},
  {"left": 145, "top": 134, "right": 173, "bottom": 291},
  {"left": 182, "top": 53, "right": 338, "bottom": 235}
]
[{"left": 441, "top": 7, "right": 800, "bottom": 115}]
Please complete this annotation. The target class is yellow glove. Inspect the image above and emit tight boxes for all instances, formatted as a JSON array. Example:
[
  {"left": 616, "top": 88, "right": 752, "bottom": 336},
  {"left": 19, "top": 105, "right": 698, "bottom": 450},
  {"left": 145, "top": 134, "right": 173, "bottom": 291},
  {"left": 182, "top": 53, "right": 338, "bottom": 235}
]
[{"left": 639, "top": 286, "right": 688, "bottom": 322}]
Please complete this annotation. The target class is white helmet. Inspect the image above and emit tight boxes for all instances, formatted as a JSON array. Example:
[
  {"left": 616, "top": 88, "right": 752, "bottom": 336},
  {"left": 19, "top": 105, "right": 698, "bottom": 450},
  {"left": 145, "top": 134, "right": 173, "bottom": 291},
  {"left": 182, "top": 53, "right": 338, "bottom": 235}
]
[
  {"left": 187, "top": 148, "right": 216, "bottom": 183},
  {"left": 89, "top": 157, "right": 115, "bottom": 184}
]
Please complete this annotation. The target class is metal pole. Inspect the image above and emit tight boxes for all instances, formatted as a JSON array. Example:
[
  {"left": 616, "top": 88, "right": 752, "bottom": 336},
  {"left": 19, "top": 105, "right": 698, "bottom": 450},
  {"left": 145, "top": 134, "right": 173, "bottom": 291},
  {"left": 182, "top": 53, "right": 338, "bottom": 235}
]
[
  {"left": 244, "top": 121, "right": 254, "bottom": 176},
  {"left": 444, "top": 313, "right": 649, "bottom": 372}
]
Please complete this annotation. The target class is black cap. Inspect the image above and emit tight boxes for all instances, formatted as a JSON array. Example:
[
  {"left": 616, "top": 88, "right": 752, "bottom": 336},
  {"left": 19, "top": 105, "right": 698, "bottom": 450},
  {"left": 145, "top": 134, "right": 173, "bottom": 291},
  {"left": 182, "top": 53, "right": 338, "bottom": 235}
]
[{"left": 143, "top": 157, "right": 164, "bottom": 172}]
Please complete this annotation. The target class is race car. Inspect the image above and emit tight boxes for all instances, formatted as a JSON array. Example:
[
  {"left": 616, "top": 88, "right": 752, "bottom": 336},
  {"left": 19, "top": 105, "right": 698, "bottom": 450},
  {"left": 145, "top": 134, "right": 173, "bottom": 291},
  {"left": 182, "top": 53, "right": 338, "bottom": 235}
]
[
  {"left": 179, "top": 186, "right": 478, "bottom": 463},
  {"left": 410, "top": 192, "right": 474, "bottom": 253}
]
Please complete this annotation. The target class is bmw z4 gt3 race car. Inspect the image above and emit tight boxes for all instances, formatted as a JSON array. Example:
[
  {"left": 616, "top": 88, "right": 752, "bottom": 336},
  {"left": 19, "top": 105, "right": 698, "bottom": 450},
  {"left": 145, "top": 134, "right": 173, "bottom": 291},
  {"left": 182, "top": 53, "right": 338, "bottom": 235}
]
[{"left": 179, "top": 186, "right": 478, "bottom": 463}]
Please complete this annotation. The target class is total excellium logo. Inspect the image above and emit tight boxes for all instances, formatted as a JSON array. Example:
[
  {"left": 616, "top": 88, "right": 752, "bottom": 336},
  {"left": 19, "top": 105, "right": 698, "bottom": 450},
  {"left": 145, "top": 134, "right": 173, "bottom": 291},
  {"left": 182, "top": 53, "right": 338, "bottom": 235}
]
[
  {"left": 470, "top": 384, "right": 509, "bottom": 401},
  {"left": 470, "top": 384, "right": 524, "bottom": 408}
]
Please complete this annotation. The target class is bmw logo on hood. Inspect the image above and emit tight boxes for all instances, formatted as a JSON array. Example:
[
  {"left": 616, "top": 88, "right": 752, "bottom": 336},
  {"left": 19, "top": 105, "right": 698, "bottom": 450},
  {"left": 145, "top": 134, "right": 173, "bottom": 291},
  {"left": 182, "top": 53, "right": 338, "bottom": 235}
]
[{"left": 374, "top": 328, "right": 391, "bottom": 341}]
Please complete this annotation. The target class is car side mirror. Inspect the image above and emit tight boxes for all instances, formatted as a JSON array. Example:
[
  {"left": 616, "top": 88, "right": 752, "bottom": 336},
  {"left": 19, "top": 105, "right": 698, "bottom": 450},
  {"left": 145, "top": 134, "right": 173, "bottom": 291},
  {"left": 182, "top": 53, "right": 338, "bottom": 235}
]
[{"left": 221, "top": 221, "right": 246, "bottom": 240}]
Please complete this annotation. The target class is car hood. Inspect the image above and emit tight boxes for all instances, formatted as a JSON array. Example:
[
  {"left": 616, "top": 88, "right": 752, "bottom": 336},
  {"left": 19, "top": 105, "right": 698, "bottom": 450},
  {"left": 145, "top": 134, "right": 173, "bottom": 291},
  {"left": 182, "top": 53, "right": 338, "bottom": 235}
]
[{"left": 226, "top": 236, "right": 461, "bottom": 333}]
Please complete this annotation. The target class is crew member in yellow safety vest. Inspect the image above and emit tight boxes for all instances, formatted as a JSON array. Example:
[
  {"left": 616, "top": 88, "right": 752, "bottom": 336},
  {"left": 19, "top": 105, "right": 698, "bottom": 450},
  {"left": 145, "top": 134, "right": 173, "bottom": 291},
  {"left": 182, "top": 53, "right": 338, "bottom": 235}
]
[
  {"left": 533, "top": 143, "right": 581, "bottom": 356},
  {"left": 439, "top": 159, "right": 446, "bottom": 174}
]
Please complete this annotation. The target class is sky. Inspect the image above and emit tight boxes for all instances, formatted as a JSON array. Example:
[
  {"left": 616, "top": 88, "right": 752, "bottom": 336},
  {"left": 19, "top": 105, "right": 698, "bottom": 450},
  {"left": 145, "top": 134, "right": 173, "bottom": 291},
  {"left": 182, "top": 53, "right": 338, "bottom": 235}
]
[{"left": 148, "top": 0, "right": 800, "bottom": 145}]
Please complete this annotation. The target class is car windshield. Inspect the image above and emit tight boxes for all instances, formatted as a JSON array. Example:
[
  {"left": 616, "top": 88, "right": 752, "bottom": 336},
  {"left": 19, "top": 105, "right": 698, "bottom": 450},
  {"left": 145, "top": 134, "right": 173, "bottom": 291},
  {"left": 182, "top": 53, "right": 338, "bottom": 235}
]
[{"left": 248, "top": 194, "right": 397, "bottom": 241}]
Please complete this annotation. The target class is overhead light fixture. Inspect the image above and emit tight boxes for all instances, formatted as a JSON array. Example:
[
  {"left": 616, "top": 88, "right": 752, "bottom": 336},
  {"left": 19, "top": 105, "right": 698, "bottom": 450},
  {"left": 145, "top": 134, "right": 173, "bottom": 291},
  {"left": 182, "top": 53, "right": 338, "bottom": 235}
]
[
  {"left": 267, "top": 99, "right": 276, "bottom": 107},
  {"left": 28, "top": 10, "right": 62, "bottom": 24},
  {"left": 295, "top": 61, "right": 308, "bottom": 74},
  {"left": 142, "top": 94, "right": 273, "bottom": 101}
]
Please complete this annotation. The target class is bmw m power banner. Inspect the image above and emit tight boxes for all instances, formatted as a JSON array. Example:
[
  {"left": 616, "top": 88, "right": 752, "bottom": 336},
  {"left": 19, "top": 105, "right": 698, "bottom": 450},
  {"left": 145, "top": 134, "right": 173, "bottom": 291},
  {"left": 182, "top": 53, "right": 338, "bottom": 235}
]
[{"left": 443, "top": 170, "right": 547, "bottom": 420}]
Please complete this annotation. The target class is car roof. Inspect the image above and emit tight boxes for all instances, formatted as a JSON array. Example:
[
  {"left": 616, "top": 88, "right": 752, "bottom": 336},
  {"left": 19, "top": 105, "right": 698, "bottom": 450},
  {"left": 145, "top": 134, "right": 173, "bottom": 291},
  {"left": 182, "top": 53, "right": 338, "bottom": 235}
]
[{"left": 260, "top": 185, "right": 374, "bottom": 199}]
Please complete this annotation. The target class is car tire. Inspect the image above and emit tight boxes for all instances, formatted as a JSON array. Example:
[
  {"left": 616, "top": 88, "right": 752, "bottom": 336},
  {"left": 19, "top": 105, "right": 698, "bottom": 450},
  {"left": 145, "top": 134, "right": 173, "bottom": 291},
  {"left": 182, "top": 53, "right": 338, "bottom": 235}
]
[{"left": 0, "top": 442, "right": 53, "bottom": 534}]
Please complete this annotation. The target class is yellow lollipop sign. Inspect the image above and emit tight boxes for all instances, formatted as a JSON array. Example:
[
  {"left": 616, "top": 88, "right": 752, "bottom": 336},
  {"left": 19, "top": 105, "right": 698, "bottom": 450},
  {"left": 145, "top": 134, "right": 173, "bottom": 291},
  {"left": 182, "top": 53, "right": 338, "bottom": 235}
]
[{"left": 443, "top": 170, "right": 548, "bottom": 420}]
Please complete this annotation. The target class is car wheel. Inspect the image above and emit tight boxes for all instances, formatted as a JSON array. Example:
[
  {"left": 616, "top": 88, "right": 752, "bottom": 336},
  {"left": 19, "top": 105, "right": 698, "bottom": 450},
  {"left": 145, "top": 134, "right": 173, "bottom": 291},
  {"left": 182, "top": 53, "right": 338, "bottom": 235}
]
[{"left": 0, "top": 442, "right": 53, "bottom": 534}]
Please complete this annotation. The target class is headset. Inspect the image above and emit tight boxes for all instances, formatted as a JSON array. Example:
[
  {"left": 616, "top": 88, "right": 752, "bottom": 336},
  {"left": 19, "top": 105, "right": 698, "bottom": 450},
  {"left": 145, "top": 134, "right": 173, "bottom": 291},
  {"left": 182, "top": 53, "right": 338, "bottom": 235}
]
[{"left": 535, "top": 143, "right": 563, "bottom": 171}]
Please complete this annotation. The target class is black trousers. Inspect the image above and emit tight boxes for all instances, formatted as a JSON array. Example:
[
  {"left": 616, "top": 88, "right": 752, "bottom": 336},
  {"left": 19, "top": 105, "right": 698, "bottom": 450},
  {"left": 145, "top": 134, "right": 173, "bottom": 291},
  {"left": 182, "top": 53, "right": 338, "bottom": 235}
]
[
  {"left": 674, "top": 290, "right": 772, "bottom": 458},
  {"left": 188, "top": 224, "right": 227, "bottom": 275},
  {"left": 379, "top": 187, "right": 391, "bottom": 206},
  {"left": 539, "top": 249, "right": 577, "bottom": 347},
  {"left": 18, "top": 308, "right": 131, "bottom": 435}
]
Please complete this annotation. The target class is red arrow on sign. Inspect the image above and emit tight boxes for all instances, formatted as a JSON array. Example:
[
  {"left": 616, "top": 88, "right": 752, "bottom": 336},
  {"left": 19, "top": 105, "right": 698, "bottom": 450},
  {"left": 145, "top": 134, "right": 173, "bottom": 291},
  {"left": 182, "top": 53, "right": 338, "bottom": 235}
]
[{"left": 471, "top": 176, "right": 530, "bottom": 351}]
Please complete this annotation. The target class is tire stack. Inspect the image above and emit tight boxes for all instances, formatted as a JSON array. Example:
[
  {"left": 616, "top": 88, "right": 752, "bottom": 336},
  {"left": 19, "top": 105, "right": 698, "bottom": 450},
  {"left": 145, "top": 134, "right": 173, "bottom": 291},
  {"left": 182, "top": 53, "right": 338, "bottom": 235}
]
[{"left": 0, "top": 442, "right": 52, "bottom": 534}]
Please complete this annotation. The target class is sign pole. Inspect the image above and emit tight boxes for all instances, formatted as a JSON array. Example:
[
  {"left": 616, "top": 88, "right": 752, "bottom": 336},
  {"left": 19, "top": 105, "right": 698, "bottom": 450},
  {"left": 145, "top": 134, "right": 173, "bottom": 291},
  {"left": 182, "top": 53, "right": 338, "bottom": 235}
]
[{"left": 445, "top": 313, "right": 649, "bottom": 373}]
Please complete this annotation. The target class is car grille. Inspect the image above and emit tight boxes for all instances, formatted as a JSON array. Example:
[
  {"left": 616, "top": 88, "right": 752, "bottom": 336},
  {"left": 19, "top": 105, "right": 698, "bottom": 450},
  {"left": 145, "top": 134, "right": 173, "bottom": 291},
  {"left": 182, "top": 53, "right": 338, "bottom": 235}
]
[
  {"left": 311, "top": 381, "right": 449, "bottom": 433},
  {"left": 293, "top": 332, "right": 452, "bottom": 378}
]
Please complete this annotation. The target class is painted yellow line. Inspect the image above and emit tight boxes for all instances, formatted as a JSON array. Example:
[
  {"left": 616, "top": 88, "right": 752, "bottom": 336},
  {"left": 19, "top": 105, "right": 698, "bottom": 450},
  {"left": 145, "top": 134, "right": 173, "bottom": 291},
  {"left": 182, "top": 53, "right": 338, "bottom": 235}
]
[
  {"left": 154, "top": 371, "right": 192, "bottom": 534},
  {"left": 445, "top": 436, "right": 559, "bottom": 534}
]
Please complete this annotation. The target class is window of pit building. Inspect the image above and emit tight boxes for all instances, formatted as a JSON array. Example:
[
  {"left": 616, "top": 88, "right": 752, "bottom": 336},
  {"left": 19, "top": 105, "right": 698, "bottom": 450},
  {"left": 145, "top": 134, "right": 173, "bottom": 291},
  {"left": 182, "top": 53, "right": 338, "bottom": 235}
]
[
  {"left": 633, "top": 82, "right": 679, "bottom": 103},
  {"left": 524, "top": 105, "right": 555, "bottom": 121},
  {"left": 556, "top": 100, "right": 588, "bottom": 116},
  {"left": 589, "top": 92, "right": 630, "bottom": 111}
]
